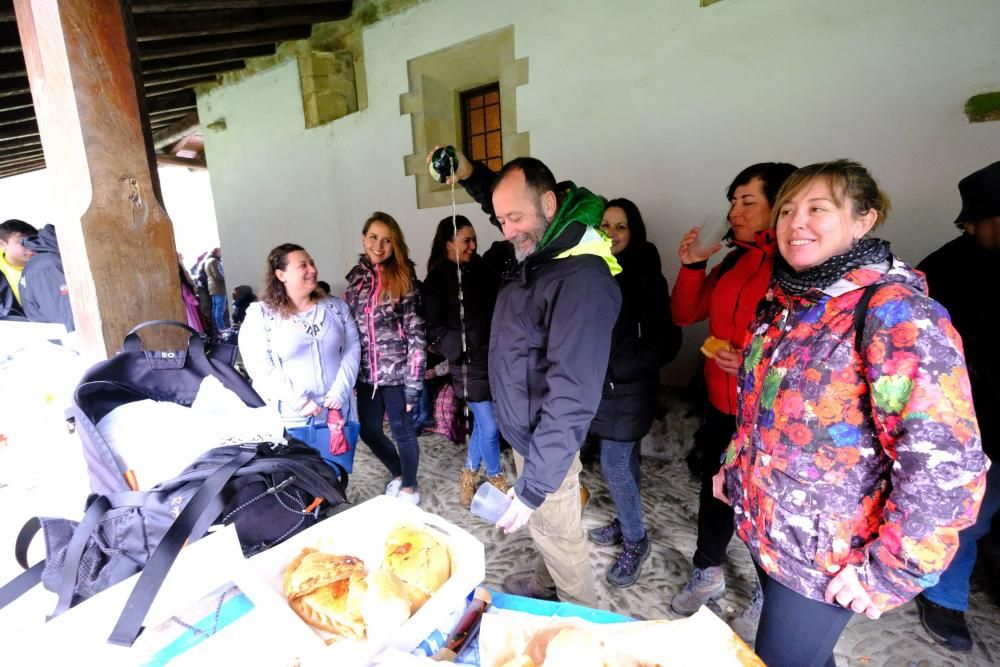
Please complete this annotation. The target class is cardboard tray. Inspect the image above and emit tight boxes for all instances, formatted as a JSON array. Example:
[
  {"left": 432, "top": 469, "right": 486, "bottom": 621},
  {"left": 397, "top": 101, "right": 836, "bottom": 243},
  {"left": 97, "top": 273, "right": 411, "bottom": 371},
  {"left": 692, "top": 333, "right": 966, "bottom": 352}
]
[{"left": 242, "top": 495, "right": 486, "bottom": 665}]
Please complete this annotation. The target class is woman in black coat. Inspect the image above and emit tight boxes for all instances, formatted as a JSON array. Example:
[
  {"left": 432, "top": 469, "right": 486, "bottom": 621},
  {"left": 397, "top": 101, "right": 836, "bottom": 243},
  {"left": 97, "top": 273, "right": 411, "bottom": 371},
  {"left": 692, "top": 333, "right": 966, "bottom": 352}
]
[
  {"left": 588, "top": 198, "right": 681, "bottom": 588},
  {"left": 423, "top": 215, "right": 509, "bottom": 507}
]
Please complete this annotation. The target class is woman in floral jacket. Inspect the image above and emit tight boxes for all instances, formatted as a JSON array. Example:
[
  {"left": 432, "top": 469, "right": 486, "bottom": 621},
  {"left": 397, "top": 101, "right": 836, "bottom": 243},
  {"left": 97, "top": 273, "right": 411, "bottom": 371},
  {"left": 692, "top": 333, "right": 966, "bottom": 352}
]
[{"left": 716, "top": 160, "right": 988, "bottom": 667}]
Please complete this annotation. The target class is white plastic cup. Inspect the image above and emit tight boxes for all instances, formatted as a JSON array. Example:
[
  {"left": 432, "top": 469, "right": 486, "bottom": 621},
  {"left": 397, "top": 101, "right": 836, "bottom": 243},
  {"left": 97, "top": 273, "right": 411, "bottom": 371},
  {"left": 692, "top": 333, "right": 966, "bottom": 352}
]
[
  {"left": 689, "top": 214, "right": 731, "bottom": 258},
  {"left": 470, "top": 482, "right": 511, "bottom": 524}
]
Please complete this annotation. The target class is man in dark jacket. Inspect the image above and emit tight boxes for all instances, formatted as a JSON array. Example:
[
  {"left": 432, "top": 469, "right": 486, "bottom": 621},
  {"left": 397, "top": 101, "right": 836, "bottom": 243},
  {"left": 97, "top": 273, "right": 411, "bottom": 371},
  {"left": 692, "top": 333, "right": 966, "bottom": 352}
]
[
  {"left": 0, "top": 218, "right": 37, "bottom": 319},
  {"left": 915, "top": 161, "right": 1000, "bottom": 652},
  {"left": 18, "top": 224, "right": 75, "bottom": 332},
  {"left": 447, "top": 151, "right": 621, "bottom": 606}
]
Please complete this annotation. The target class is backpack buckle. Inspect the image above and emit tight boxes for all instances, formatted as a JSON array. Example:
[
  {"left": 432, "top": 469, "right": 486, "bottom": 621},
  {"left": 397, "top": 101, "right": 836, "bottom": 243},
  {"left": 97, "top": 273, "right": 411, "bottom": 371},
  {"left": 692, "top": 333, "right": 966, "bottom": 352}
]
[{"left": 266, "top": 476, "right": 296, "bottom": 494}]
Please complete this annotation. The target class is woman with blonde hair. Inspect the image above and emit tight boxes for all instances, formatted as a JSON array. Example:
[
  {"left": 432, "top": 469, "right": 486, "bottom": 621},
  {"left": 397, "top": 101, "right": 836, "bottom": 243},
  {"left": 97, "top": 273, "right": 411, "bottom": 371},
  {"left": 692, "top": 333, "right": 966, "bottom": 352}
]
[
  {"left": 345, "top": 212, "right": 426, "bottom": 504},
  {"left": 716, "top": 160, "right": 987, "bottom": 666}
]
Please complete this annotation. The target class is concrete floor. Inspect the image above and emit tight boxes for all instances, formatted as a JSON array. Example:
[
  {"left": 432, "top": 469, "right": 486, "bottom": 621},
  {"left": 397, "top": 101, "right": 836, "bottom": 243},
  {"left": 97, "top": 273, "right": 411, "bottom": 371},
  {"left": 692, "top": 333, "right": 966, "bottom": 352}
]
[{"left": 2, "top": 379, "right": 997, "bottom": 665}]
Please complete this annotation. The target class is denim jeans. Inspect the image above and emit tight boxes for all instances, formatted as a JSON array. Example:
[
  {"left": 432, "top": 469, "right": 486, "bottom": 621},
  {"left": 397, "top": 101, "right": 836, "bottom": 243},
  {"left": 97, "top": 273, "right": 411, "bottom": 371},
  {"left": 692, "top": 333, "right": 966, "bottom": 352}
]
[
  {"left": 754, "top": 562, "right": 852, "bottom": 667},
  {"left": 210, "top": 294, "right": 227, "bottom": 332},
  {"left": 465, "top": 400, "right": 501, "bottom": 476},
  {"left": 410, "top": 381, "right": 434, "bottom": 434},
  {"left": 356, "top": 383, "right": 420, "bottom": 489},
  {"left": 922, "top": 462, "right": 1000, "bottom": 611},
  {"left": 599, "top": 438, "right": 646, "bottom": 543}
]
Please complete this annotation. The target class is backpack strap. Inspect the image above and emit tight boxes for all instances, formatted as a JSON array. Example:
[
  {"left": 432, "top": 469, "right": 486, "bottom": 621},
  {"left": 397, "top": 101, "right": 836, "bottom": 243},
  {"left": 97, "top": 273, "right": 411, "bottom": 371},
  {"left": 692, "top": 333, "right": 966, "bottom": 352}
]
[
  {"left": 0, "top": 518, "right": 47, "bottom": 610},
  {"left": 853, "top": 284, "right": 882, "bottom": 357},
  {"left": 50, "top": 495, "right": 114, "bottom": 618},
  {"left": 107, "top": 445, "right": 257, "bottom": 647}
]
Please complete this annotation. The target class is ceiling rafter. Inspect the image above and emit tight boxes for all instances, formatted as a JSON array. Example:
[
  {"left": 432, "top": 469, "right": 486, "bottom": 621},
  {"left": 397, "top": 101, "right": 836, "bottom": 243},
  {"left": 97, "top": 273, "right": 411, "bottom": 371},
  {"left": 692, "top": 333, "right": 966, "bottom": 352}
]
[{"left": 0, "top": 0, "right": 353, "bottom": 176}]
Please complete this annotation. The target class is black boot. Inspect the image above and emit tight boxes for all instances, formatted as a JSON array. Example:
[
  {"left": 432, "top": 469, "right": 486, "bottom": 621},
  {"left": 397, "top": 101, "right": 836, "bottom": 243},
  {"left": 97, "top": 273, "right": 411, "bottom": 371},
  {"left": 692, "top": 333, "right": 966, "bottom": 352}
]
[{"left": 916, "top": 594, "right": 973, "bottom": 652}]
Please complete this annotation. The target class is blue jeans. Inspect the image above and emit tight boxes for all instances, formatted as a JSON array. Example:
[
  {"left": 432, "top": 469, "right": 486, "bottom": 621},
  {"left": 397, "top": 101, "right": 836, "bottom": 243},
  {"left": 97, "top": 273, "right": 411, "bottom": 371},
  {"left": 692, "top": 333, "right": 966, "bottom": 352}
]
[
  {"left": 210, "top": 294, "right": 227, "bottom": 332},
  {"left": 410, "top": 382, "right": 434, "bottom": 434},
  {"left": 465, "top": 400, "right": 501, "bottom": 477},
  {"left": 922, "top": 462, "right": 1000, "bottom": 611},
  {"left": 357, "top": 383, "right": 420, "bottom": 489},
  {"left": 599, "top": 438, "right": 646, "bottom": 543}
]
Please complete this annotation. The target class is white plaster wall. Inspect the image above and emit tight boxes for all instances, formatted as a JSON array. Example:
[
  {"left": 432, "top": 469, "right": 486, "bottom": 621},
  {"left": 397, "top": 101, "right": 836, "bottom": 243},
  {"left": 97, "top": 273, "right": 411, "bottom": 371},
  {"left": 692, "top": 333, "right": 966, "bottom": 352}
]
[
  {"left": 0, "top": 166, "right": 219, "bottom": 270},
  {"left": 198, "top": 0, "right": 1000, "bottom": 386}
]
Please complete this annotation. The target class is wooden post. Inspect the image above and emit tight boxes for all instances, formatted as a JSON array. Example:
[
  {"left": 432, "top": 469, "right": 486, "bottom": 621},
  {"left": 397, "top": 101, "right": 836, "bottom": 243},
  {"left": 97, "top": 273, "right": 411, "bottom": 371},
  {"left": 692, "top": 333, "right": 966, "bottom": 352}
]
[{"left": 14, "top": 0, "right": 186, "bottom": 360}]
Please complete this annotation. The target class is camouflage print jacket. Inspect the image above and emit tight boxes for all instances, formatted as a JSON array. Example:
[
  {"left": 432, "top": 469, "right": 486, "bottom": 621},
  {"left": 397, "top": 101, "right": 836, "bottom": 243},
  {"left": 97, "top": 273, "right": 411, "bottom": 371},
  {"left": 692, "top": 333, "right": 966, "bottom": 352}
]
[
  {"left": 723, "top": 255, "right": 988, "bottom": 611},
  {"left": 344, "top": 258, "right": 426, "bottom": 405}
]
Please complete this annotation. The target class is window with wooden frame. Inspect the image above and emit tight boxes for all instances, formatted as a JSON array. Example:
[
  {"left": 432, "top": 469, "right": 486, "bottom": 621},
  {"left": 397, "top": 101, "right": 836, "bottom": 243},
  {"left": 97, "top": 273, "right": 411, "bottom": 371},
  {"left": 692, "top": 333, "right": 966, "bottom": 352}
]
[{"left": 460, "top": 83, "right": 502, "bottom": 171}]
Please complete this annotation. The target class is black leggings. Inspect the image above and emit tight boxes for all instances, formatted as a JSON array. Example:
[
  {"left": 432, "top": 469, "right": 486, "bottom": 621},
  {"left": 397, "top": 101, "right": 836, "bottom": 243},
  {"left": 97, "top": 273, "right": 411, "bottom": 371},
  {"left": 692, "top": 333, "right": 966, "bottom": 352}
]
[
  {"left": 693, "top": 405, "right": 738, "bottom": 569},
  {"left": 754, "top": 563, "right": 853, "bottom": 667}
]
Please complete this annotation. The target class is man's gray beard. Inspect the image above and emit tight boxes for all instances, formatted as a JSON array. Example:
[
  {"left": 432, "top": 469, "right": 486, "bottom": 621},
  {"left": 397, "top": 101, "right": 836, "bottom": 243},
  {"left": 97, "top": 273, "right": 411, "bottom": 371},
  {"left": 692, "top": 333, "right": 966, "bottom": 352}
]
[
  {"left": 513, "top": 238, "right": 535, "bottom": 262},
  {"left": 513, "top": 215, "right": 550, "bottom": 262}
]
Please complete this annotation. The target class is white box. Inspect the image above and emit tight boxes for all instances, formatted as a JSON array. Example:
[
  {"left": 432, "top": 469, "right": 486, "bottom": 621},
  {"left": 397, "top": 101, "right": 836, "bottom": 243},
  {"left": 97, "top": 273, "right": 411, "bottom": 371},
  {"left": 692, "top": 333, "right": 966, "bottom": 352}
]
[{"left": 244, "top": 495, "right": 486, "bottom": 666}]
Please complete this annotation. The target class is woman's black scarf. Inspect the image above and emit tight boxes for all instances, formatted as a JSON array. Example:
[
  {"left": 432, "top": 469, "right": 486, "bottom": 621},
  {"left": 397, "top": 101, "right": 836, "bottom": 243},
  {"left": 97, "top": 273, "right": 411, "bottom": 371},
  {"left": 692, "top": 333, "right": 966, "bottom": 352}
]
[{"left": 773, "top": 237, "right": 891, "bottom": 294}]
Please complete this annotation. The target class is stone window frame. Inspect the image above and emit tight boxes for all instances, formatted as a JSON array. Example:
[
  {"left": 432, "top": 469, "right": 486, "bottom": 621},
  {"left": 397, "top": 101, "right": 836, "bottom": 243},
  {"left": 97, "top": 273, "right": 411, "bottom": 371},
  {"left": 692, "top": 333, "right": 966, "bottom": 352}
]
[{"left": 400, "top": 25, "right": 529, "bottom": 209}]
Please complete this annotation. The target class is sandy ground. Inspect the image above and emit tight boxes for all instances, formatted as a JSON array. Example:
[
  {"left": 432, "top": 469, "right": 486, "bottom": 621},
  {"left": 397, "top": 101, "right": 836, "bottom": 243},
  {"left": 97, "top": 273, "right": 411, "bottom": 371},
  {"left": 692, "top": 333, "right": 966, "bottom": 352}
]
[{"left": 1, "top": 348, "right": 997, "bottom": 667}]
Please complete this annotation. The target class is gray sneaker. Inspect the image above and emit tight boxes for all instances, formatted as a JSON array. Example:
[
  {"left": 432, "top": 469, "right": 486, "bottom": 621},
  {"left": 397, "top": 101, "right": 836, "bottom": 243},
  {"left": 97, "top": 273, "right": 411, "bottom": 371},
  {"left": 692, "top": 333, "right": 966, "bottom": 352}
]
[
  {"left": 728, "top": 584, "right": 763, "bottom": 644},
  {"left": 670, "top": 565, "right": 726, "bottom": 615}
]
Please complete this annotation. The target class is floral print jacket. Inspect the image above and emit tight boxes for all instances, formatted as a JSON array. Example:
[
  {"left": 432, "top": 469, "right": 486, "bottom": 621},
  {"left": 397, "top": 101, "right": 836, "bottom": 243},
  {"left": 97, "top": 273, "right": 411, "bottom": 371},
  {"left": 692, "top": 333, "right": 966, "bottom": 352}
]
[{"left": 723, "top": 256, "right": 988, "bottom": 611}]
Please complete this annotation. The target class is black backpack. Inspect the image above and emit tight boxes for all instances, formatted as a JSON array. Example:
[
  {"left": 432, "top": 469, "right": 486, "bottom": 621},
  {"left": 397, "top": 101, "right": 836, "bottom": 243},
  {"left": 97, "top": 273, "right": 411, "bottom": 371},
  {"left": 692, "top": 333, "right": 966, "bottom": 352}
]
[{"left": 0, "top": 321, "right": 349, "bottom": 647}]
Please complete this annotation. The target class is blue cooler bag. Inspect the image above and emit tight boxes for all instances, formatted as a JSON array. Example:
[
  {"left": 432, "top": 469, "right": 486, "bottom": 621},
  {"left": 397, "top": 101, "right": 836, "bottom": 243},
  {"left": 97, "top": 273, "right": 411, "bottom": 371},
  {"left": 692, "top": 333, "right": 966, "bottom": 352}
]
[{"left": 287, "top": 406, "right": 360, "bottom": 474}]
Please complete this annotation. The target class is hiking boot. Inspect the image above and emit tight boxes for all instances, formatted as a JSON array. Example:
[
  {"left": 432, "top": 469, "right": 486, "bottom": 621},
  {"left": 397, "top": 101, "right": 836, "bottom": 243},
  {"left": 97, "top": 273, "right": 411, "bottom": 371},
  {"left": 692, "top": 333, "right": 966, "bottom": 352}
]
[
  {"left": 606, "top": 534, "right": 651, "bottom": 588},
  {"left": 487, "top": 473, "right": 510, "bottom": 495},
  {"left": 503, "top": 572, "right": 558, "bottom": 601},
  {"left": 670, "top": 565, "right": 726, "bottom": 615},
  {"left": 579, "top": 483, "right": 590, "bottom": 510},
  {"left": 916, "top": 594, "right": 973, "bottom": 652},
  {"left": 587, "top": 518, "right": 624, "bottom": 546},
  {"left": 728, "top": 583, "right": 763, "bottom": 644},
  {"left": 460, "top": 468, "right": 480, "bottom": 508}
]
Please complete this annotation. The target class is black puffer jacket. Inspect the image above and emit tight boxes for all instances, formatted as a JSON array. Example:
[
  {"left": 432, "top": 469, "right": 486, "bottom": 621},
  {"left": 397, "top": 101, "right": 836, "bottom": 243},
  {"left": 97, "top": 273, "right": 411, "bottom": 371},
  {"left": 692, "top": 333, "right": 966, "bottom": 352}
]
[
  {"left": 589, "top": 241, "right": 681, "bottom": 442},
  {"left": 460, "top": 160, "right": 621, "bottom": 509},
  {"left": 422, "top": 255, "right": 497, "bottom": 402},
  {"left": 490, "top": 222, "right": 620, "bottom": 509}
]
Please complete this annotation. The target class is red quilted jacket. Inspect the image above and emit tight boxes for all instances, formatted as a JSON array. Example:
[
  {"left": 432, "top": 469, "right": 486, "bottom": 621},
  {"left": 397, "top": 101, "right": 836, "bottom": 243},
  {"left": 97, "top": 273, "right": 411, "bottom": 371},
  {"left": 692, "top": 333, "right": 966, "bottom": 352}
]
[{"left": 671, "top": 230, "right": 775, "bottom": 414}]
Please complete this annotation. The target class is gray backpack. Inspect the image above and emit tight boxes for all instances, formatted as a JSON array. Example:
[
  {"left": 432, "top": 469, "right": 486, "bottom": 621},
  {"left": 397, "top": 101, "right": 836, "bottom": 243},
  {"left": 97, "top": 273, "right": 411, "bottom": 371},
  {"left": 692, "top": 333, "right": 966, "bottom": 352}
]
[{"left": 0, "top": 321, "right": 349, "bottom": 647}]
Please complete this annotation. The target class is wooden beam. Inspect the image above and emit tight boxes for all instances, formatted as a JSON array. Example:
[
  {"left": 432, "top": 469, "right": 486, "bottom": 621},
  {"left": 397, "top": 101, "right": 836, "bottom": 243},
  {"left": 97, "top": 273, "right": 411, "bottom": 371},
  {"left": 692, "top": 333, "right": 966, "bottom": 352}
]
[
  {"left": 145, "top": 77, "right": 217, "bottom": 96},
  {"left": 0, "top": 91, "right": 34, "bottom": 109},
  {"left": 0, "top": 116, "right": 38, "bottom": 141},
  {"left": 152, "top": 111, "right": 199, "bottom": 149},
  {"left": 149, "top": 107, "right": 196, "bottom": 121},
  {"left": 0, "top": 148, "right": 44, "bottom": 168},
  {"left": 130, "top": 0, "right": 342, "bottom": 12},
  {"left": 15, "top": 0, "right": 186, "bottom": 359},
  {"left": 146, "top": 87, "right": 195, "bottom": 112},
  {"left": 142, "top": 60, "right": 244, "bottom": 85},
  {"left": 133, "top": 6, "right": 352, "bottom": 41},
  {"left": 0, "top": 24, "right": 20, "bottom": 53},
  {"left": 0, "top": 137, "right": 41, "bottom": 155},
  {"left": 137, "top": 25, "right": 310, "bottom": 60},
  {"left": 0, "top": 104, "right": 35, "bottom": 125},
  {"left": 155, "top": 153, "right": 206, "bottom": 170},
  {"left": 0, "top": 158, "right": 46, "bottom": 178},
  {"left": 0, "top": 75, "right": 29, "bottom": 96},
  {"left": 142, "top": 44, "right": 273, "bottom": 74},
  {"left": 0, "top": 50, "right": 25, "bottom": 78}
]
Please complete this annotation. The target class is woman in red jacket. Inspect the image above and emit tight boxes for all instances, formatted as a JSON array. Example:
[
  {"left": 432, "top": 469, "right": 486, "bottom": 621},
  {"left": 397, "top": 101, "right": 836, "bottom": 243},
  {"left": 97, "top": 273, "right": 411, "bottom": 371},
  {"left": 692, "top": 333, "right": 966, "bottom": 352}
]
[{"left": 669, "top": 163, "right": 796, "bottom": 634}]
